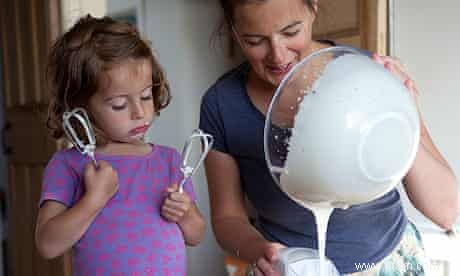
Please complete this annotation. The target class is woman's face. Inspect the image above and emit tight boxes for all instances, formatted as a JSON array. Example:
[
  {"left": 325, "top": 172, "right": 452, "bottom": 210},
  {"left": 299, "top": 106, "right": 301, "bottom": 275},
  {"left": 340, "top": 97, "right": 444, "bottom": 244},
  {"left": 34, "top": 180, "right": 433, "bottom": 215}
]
[{"left": 233, "top": 0, "right": 316, "bottom": 87}]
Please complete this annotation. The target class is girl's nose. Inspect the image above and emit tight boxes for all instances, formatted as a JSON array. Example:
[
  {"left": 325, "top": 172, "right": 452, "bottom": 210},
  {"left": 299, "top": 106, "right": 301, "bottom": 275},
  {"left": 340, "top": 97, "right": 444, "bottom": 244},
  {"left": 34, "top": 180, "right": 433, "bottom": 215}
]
[{"left": 131, "top": 101, "right": 145, "bottom": 120}]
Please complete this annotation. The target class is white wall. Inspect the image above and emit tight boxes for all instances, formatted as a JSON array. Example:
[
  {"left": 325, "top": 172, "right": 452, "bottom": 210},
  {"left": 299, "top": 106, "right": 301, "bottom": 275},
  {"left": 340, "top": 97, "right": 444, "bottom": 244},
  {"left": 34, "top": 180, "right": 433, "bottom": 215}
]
[
  {"left": 141, "top": 1, "right": 236, "bottom": 275},
  {"left": 61, "top": 0, "right": 106, "bottom": 30},
  {"left": 392, "top": 0, "right": 460, "bottom": 274},
  {"left": 392, "top": 0, "right": 460, "bottom": 231}
]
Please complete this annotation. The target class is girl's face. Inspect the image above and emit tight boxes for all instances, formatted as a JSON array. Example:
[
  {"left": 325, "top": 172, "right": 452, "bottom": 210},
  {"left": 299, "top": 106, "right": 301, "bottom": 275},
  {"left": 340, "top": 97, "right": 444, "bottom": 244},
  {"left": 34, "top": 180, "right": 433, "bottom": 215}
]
[
  {"left": 233, "top": 0, "right": 316, "bottom": 88},
  {"left": 88, "top": 58, "right": 155, "bottom": 144}
]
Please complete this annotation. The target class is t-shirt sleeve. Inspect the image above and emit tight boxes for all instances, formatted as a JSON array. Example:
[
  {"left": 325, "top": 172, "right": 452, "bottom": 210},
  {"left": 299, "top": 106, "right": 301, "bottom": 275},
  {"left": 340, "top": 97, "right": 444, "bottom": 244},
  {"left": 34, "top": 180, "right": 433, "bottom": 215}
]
[
  {"left": 199, "top": 88, "right": 228, "bottom": 153},
  {"left": 170, "top": 149, "right": 197, "bottom": 202},
  {"left": 39, "top": 151, "right": 79, "bottom": 208}
]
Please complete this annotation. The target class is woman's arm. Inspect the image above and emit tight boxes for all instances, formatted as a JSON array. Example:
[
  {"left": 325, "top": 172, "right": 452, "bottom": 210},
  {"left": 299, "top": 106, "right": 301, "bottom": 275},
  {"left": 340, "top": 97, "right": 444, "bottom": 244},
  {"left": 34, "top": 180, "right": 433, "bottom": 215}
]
[
  {"left": 374, "top": 55, "right": 459, "bottom": 229},
  {"left": 403, "top": 120, "right": 458, "bottom": 229},
  {"left": 205, "top": 149, "right": 278, "bottom": 262}
]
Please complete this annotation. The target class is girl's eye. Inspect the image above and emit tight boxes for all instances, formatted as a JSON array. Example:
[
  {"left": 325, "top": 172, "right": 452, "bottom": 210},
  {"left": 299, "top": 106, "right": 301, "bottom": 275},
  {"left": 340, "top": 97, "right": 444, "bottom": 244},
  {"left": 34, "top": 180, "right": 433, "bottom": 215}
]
[
  {"left": 110, "top": 99, "right": 127, "bottom": 111},
  {"left": 141, "top": 88, "right": 153, "bottom": 101},
  {"left": 111, "top": 104, "right": 127, "bottom": 111}
]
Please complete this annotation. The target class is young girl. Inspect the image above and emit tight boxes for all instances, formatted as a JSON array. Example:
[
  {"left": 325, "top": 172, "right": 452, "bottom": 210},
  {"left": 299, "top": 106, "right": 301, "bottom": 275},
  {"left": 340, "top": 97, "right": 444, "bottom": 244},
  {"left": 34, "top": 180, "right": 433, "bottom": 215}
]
[{"left": 35, "top": 15, "right": 205, "bottom": 275}]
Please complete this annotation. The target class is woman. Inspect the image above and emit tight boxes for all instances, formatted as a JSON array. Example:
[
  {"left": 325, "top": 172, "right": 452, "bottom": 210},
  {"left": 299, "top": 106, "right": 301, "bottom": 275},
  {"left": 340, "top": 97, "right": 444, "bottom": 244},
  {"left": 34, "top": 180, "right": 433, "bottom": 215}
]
[{"left": 199, "top": 0, "right": 458, "bottom": 275}]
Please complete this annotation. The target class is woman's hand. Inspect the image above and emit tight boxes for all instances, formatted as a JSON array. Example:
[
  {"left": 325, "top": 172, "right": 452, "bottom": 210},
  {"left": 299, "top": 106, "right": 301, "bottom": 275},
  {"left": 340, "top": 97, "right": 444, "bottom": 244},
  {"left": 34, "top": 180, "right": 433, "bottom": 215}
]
[
  {"left": 83, "top": 160, "right": 119, "bottom": 209},
  {"left": 161, "top": 183, "right": 192, "bottom": 222},
  {"left": 252, "top": 242, "right": 286, "bottom": 276},
  {"left": 372, "top": 54, "right": 420, "bottom": 110}
]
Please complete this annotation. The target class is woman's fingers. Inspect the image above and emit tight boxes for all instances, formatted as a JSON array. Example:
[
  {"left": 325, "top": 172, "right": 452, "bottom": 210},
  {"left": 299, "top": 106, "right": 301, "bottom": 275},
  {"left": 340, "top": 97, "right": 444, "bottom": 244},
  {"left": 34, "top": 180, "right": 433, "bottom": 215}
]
[
  {"left": 384, "top": 58, "right": 409, "bottom": 82},
  {"left": 373, "top": 54, "right": 420, "bottom": 99},
  {"left": 384, "top": 59, "right": 419, "bottom": 98},
  {"left": 372, "top": 53, "right": 385, "bottom": 64},
  {"left": 373, "top": 54, "right": 408, "bottom": 79},
  {"left": 254, "top": 257, "right": 278, "bottom": 276},
  {"left": 405, "top": 78, "right": 420, "bottom": 97},
  {"left": 253, "top": 265, "right": 264, "bottom": 276},
  {"left": 264, "top": 242, "right": 285, "bottom": 261},
  {"left": 251, "top": 242, "right": 286, "bottom": 275}
]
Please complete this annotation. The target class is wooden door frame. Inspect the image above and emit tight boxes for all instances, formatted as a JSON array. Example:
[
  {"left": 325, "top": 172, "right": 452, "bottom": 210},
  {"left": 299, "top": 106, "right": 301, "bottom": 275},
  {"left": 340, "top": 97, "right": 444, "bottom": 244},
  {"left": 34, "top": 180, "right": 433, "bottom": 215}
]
[
  {"left": 361, "top": 0, "right": 388, "bottom": 55},
  {"left": 0, "top": 0, "right": 72, "bottom": 275},
  {"left": 313, "top": 0, "right": 388, "bottom": 55}
]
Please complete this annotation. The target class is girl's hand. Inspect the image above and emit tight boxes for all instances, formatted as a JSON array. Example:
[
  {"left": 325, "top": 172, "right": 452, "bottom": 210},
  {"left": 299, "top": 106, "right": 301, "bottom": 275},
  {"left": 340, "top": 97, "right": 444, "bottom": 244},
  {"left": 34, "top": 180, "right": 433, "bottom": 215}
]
[
  {"left": 83, "top": 160, "right": 119, "bottom": 209},
  {"left": 161, "top": 183, "right": 192, "bottom": 222},
  {"left": 372, "top": 54, "right": 421, "bottom": 109},
  {"left": 252, "top": 242, "right": 286, "bottom": 276}
]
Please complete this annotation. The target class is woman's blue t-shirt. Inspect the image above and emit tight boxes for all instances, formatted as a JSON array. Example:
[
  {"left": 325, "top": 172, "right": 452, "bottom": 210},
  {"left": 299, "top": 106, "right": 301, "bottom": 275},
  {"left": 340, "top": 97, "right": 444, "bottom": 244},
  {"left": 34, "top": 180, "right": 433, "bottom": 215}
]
[{"left": 199, "top": 56, "right": 408, "bottom": 274}]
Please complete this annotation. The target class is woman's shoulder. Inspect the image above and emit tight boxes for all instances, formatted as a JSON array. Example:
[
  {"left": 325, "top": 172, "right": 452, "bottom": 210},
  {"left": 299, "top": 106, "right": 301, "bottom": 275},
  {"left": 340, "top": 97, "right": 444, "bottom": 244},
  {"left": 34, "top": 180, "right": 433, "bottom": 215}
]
[{"left": 203, "top": 62, "right": 249, "bottom": 98}]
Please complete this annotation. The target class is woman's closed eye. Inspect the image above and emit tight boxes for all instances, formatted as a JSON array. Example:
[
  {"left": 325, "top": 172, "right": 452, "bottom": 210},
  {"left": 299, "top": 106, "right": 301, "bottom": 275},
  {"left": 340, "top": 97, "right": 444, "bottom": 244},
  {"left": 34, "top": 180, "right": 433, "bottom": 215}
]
[
  {"left": 244, "top": 29, "right": 300, "bottom": 46},
  {"left": 245, "top": 38, "right": 265, "bottom": 47},
  {"left": 284, "top": 29, "right": 300, "bottom": 37}
]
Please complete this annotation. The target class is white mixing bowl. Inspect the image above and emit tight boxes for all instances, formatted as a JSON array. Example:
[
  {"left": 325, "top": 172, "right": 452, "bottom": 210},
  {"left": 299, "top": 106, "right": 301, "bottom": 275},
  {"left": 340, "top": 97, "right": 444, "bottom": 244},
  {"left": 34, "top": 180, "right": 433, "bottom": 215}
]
[{"left": 264, "top": 46, "right": 420, "bottom": 207}]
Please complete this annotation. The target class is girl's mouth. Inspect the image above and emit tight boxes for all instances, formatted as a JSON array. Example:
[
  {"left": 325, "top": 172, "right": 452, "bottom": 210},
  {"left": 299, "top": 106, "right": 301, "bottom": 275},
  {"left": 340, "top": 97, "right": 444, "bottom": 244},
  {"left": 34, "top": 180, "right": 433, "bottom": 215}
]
[{"left": 130, "top": 125, "right": 149, "bottom": 135}]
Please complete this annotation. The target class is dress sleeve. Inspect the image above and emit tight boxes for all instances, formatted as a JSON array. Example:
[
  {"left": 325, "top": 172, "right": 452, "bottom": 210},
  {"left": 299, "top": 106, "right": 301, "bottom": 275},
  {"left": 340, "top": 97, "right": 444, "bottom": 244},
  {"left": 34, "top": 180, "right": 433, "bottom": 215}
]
[
  {"left": 170, "top": 149, "right": 197, "bottom": 202},
  {"left": 199, "top": 87, "right": 228, "bottom": 153},
  {"left": 39, "top": 151, "right": 79, "bottom": 208}
]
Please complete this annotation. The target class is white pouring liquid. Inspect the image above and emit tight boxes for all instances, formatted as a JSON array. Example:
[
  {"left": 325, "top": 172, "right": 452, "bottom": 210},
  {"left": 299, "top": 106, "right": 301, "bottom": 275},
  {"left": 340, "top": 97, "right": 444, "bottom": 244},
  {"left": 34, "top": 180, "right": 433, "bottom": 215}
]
[
  {"left": 282, "top": 195, "right": 337, "bottom": 276},
  {"left": 303, "top": 202, "right": 334, "bottom": 276}
]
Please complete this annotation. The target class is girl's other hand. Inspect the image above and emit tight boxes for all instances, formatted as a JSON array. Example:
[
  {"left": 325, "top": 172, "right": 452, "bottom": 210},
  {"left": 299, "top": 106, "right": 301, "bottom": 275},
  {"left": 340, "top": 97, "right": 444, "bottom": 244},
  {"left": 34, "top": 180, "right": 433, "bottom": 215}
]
[
  {"left": 253, "top": 242, "right": 285, "bottom": 276},
  {"left": 161, "top": 183, "right": 192, "bottom": 222},
  {"left": 83, "top": 160, "right": 119, "bottom": 209}
]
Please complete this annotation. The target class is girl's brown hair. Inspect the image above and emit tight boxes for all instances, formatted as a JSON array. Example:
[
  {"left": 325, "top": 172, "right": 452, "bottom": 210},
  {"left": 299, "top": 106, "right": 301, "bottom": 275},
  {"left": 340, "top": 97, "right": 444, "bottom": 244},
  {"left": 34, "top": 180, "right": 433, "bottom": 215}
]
[{"left": 46, "top": 14, "right": 171, "bottom": 139}]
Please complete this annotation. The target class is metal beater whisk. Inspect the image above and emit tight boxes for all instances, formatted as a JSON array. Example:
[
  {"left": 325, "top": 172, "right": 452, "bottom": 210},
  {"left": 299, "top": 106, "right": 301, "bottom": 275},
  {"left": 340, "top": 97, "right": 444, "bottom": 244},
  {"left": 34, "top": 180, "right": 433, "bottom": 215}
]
[
  {"left": 62, "top": 107, "right": 98, "bottom": 166},
  {"left": 179, "top": 129, "right": 213, "bottom": 193}
]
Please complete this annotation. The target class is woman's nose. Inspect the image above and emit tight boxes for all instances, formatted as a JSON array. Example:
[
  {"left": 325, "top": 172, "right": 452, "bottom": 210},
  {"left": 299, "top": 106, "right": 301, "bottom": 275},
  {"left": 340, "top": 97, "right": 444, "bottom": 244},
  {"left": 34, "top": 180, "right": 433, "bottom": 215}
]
[{"left": 269, "top": 39, "right": 286, "bottom": 64}]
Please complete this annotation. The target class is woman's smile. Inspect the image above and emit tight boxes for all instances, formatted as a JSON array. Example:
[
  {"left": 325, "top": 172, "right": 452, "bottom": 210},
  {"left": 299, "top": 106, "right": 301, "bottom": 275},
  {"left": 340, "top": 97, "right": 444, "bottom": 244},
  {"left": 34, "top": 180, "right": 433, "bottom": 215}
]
[{"left": 266, "top": 62, "right": 294, "bottom": 76}]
